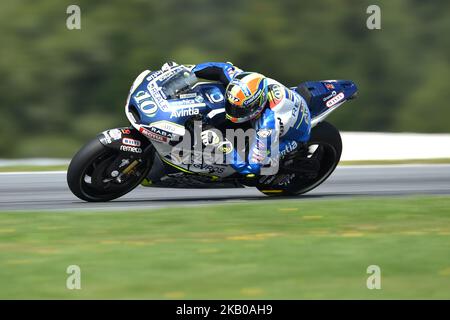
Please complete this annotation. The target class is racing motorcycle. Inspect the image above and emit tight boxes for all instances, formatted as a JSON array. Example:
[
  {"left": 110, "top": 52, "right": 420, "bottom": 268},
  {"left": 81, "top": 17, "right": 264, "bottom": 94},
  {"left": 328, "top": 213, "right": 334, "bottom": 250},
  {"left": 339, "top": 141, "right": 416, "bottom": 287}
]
[{"left": 67, "top": 65, "right": 358, "bottom": 201}]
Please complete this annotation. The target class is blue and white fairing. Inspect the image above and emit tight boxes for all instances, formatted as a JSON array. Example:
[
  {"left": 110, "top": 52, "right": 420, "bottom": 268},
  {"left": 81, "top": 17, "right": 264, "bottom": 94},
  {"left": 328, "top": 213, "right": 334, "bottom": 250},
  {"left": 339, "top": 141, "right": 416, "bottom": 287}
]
[
  {"left": 124, "top": 66, "right": 358, "bottom": 178},
  {"left": 294, "top": 80, "right": 358, "bottom": 127},
  {"left": 124, "top": 66, "right": 234, "bottom": 177}
]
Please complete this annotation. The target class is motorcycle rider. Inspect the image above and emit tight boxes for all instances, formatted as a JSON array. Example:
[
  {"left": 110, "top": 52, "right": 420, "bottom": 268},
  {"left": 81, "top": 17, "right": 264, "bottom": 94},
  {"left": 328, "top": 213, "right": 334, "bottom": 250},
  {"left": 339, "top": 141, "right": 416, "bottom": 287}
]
[{"left": 191, "top": 61, "right": 312, "bottom": 176}]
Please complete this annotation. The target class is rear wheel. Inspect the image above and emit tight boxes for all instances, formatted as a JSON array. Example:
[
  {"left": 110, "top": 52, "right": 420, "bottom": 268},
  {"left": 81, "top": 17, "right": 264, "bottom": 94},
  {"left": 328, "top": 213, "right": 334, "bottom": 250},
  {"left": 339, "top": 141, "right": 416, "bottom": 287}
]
[
  {"left": 256, "top": 121, "right": 342, "bottom": 196},
  {"left": 67, "top": 138, "right": 152, "bottom": 202}
]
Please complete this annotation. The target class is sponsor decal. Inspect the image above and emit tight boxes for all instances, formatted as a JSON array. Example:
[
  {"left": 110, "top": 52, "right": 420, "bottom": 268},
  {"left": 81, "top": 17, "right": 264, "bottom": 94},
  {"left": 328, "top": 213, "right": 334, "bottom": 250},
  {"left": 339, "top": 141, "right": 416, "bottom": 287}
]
[
  {"left": 291, "top": 103, "right": 300, "bottom": 118},
  {"left": 139, "top": 127, "right": 168, "bottom": 143},
  {"left": 243, "top": 88, "right": 262, "bottom": 106},
  {"left": 100, "top": 130, "right": 114, "bottom": 144},
  {"left": 192, "top": 163, "right": 225, "bottom": 174},
  {"left": 179, "top": 93, "right": 197, "bottom": 99},
  {"left": 324, "top": 82, "right": 335, "bottom": 90},
  {"left": 108, "top": 129, "right": 122, "bottom": 140},
  {"left": 148, "top": 126, "right": 174, "bottom": 140},
  {"left": 280, "top": 141, "right": 298, "bottom": 158},
  {"left": 323, "top": 91, "right": 337, "bottom": 102},
  {"left": 195, "top": 95, "right": 204, "bottom": 103},
  {"left": 120, "top": 145, "right": 142, "bottom": 153},
  {"left": 259, "top": 175, "right": 277, "bottom": 185},
  {"left": 147, "top": 82, "right": 169, "bottom": 111},
  {"left": 207, "top": 91, "right": 224, "bottom": 103},
  {"left": 326, "top": 92, "right": 345, "bottom": 108},
  {"left": 277, "top": 173, "right": 296, "bottom": 186},
  {"left": 271, "top": 84, "right": 283, "bottom": 100},
  {"left": 121, "top": 128, "right": 131, "bottom": 135},
  {"left": 169, "top": 98, "right": 205, "bottom": 108},
  {"left": 257, "top": 129, "right": 272, "bottom": 138},
  {"left": 170, "top": 107, "right": 200, "bottom": 118},
  {"left": 277, "top": 117, "right": 285, "bottom": 135},
  {"left": 286, "top": 89, "right": 293, "bottom": 101},
  {"left": 149, "top": 120, "right": 185, "bottom": 136},
  {"left": 122, "top": 138, "right": 141, "bottom": 147},
  {"left": 295, "top": 99, "right": 310, "bottom": 129},
  {"left": 286, "top": 89, "right": 299, "bottom": 104},
  {"left": 100, "top": 135, "right": 111, "bottom": 145},
  {"left": 286, "top": 90, "right": 300, "bottom": 105},
  {"left": 302, "top": 102, "right": 311, "bottom": 126},
  {"left": 146, "top": 70, "right": 163, "bottom": 82},
  {"left": 134, "top": 90, "right": 158, "bottom": 117}
]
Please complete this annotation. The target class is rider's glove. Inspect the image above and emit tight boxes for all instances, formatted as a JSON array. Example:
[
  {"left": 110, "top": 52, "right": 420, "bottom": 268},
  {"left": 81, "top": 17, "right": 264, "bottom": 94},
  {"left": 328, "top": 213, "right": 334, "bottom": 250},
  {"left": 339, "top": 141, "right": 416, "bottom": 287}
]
[{"left": 201, "top": 130, "right": 221, "bottom": 146}]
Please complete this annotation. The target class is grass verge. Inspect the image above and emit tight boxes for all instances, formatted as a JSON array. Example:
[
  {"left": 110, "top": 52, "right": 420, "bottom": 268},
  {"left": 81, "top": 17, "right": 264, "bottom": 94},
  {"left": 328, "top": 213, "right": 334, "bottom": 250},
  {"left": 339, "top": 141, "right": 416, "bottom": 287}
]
[
  {"left": 0, "top": 196, "right": 450, "bottom": 299},
  {"left": 0, "top": 165, "right": 68, "bottom": 172}
]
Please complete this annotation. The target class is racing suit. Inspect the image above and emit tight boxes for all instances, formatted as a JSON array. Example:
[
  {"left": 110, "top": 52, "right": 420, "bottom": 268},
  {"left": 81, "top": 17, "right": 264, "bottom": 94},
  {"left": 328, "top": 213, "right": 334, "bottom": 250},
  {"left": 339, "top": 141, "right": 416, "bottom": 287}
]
[{"left": 192, "top": 62, "right": 312, "bottom": 175}]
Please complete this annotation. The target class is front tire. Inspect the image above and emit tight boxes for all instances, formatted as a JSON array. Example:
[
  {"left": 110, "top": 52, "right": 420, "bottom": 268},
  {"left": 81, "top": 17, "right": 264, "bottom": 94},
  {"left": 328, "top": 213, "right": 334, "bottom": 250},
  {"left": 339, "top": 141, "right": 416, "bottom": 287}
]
[{"left": 67, "top": 138, "right": 152, "bottom": 202}]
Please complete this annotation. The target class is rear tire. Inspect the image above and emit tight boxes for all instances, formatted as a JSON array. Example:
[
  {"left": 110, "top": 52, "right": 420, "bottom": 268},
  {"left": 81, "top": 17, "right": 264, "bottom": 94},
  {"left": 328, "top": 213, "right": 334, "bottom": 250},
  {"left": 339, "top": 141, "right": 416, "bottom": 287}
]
[
  {"left": 257, "top": 121, "right": 342, "bottom": 196},
  {"left": 67, "top": 138, "right": 151, "bottom": 202}
]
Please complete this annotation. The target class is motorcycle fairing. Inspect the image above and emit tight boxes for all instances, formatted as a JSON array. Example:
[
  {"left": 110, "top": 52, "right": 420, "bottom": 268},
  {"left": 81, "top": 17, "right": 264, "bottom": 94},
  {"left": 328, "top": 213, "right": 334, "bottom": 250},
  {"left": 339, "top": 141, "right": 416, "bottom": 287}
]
[
  {"left": 124, "top": 68, "right": 357, "bottom": 179},
  {"left": 97, "top": 127, "right": 151, "bottom": 154},
  {"left": 125, "top": 68, "right": 227, "bottom": 138},
  {"left": 125, "top": 67, "right": 235, "bottom": 177},
  {"left": 295, "top": 80, "right": 357, "bottom": 126}
]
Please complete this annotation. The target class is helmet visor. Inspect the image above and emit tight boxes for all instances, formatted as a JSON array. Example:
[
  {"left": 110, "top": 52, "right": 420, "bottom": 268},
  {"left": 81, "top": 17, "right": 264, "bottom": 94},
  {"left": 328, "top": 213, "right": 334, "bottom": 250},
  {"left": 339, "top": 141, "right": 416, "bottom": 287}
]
[{"left": 226, "top": 98, "right": 262, "bottom": 120}]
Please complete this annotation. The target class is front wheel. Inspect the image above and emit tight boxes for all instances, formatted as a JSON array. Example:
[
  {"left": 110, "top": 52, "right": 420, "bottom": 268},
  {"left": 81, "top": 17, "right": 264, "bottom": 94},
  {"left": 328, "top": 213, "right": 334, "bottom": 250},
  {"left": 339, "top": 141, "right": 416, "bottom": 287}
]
[
  {"left": 67, "top": 138, "right": 152, "bottom": 202},
  {"left": 256, "top": 121, "right": 342, "bottom": 196}
]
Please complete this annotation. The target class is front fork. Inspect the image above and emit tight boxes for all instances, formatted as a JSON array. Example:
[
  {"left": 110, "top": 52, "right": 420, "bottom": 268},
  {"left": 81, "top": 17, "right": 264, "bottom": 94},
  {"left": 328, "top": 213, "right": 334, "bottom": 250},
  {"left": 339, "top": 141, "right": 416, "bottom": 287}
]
[
  {"left": 120, "top": 143, "right": 155, "bottom": 177},
  {"left": 97, "top": 126, "right": 154, "bottom": 182}
]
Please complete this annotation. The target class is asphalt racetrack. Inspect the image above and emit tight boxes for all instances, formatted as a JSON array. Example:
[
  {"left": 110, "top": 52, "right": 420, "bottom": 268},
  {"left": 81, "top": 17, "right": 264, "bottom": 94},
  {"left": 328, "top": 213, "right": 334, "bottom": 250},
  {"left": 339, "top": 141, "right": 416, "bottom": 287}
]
[{"left": 1, "top": 164, "right": 449, "bottom": 211}]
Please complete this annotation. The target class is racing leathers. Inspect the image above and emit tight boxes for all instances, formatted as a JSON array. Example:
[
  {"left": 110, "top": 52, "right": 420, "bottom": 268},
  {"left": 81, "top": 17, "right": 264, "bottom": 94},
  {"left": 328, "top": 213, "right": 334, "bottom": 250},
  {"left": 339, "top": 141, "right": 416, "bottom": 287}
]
[{"left": 192, "top": 62, "right": 312, "bottom": 176}]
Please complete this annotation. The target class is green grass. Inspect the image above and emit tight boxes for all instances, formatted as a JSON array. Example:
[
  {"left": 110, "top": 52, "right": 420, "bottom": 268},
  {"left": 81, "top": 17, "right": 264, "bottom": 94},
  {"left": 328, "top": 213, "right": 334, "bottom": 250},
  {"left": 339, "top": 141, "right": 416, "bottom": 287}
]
[
  {"left": 1, "top": 196, "right": 450, "bottom": 299},
  {"left": 0, "top": 165, "right": 68, "bottom": 172}
]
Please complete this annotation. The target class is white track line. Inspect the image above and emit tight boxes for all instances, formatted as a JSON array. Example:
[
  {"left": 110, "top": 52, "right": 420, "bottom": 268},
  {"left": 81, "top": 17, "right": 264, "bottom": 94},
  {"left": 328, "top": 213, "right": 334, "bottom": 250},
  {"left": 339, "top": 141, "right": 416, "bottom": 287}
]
[
  {"left": 339, "top": 164, "right": 450, "bottom": 169},
  {"left": 0, "top": 171, "right": 66, "bottom": 175}
]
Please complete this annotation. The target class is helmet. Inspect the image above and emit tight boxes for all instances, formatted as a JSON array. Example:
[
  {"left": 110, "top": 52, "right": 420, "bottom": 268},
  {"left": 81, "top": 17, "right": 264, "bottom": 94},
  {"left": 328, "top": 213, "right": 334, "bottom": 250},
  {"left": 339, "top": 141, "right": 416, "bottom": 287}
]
[{"left": 225, "top": 72, "right": 268, "bottom": 123}]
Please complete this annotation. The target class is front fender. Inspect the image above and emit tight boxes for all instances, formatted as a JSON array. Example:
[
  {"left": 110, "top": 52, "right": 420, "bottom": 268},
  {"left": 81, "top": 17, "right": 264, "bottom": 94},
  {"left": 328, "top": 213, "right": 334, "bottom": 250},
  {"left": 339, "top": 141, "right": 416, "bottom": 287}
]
[{"left": 97, "top": 127, "right": 151, "bottom": 155}]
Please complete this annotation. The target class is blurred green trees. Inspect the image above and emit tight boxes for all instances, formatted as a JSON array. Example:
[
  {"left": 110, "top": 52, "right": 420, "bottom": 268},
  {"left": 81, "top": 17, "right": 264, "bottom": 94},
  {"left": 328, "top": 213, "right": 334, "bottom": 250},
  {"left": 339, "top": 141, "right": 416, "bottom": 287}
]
[{"left": 0, "top": 0, "right": 449, "bottom": 157}]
